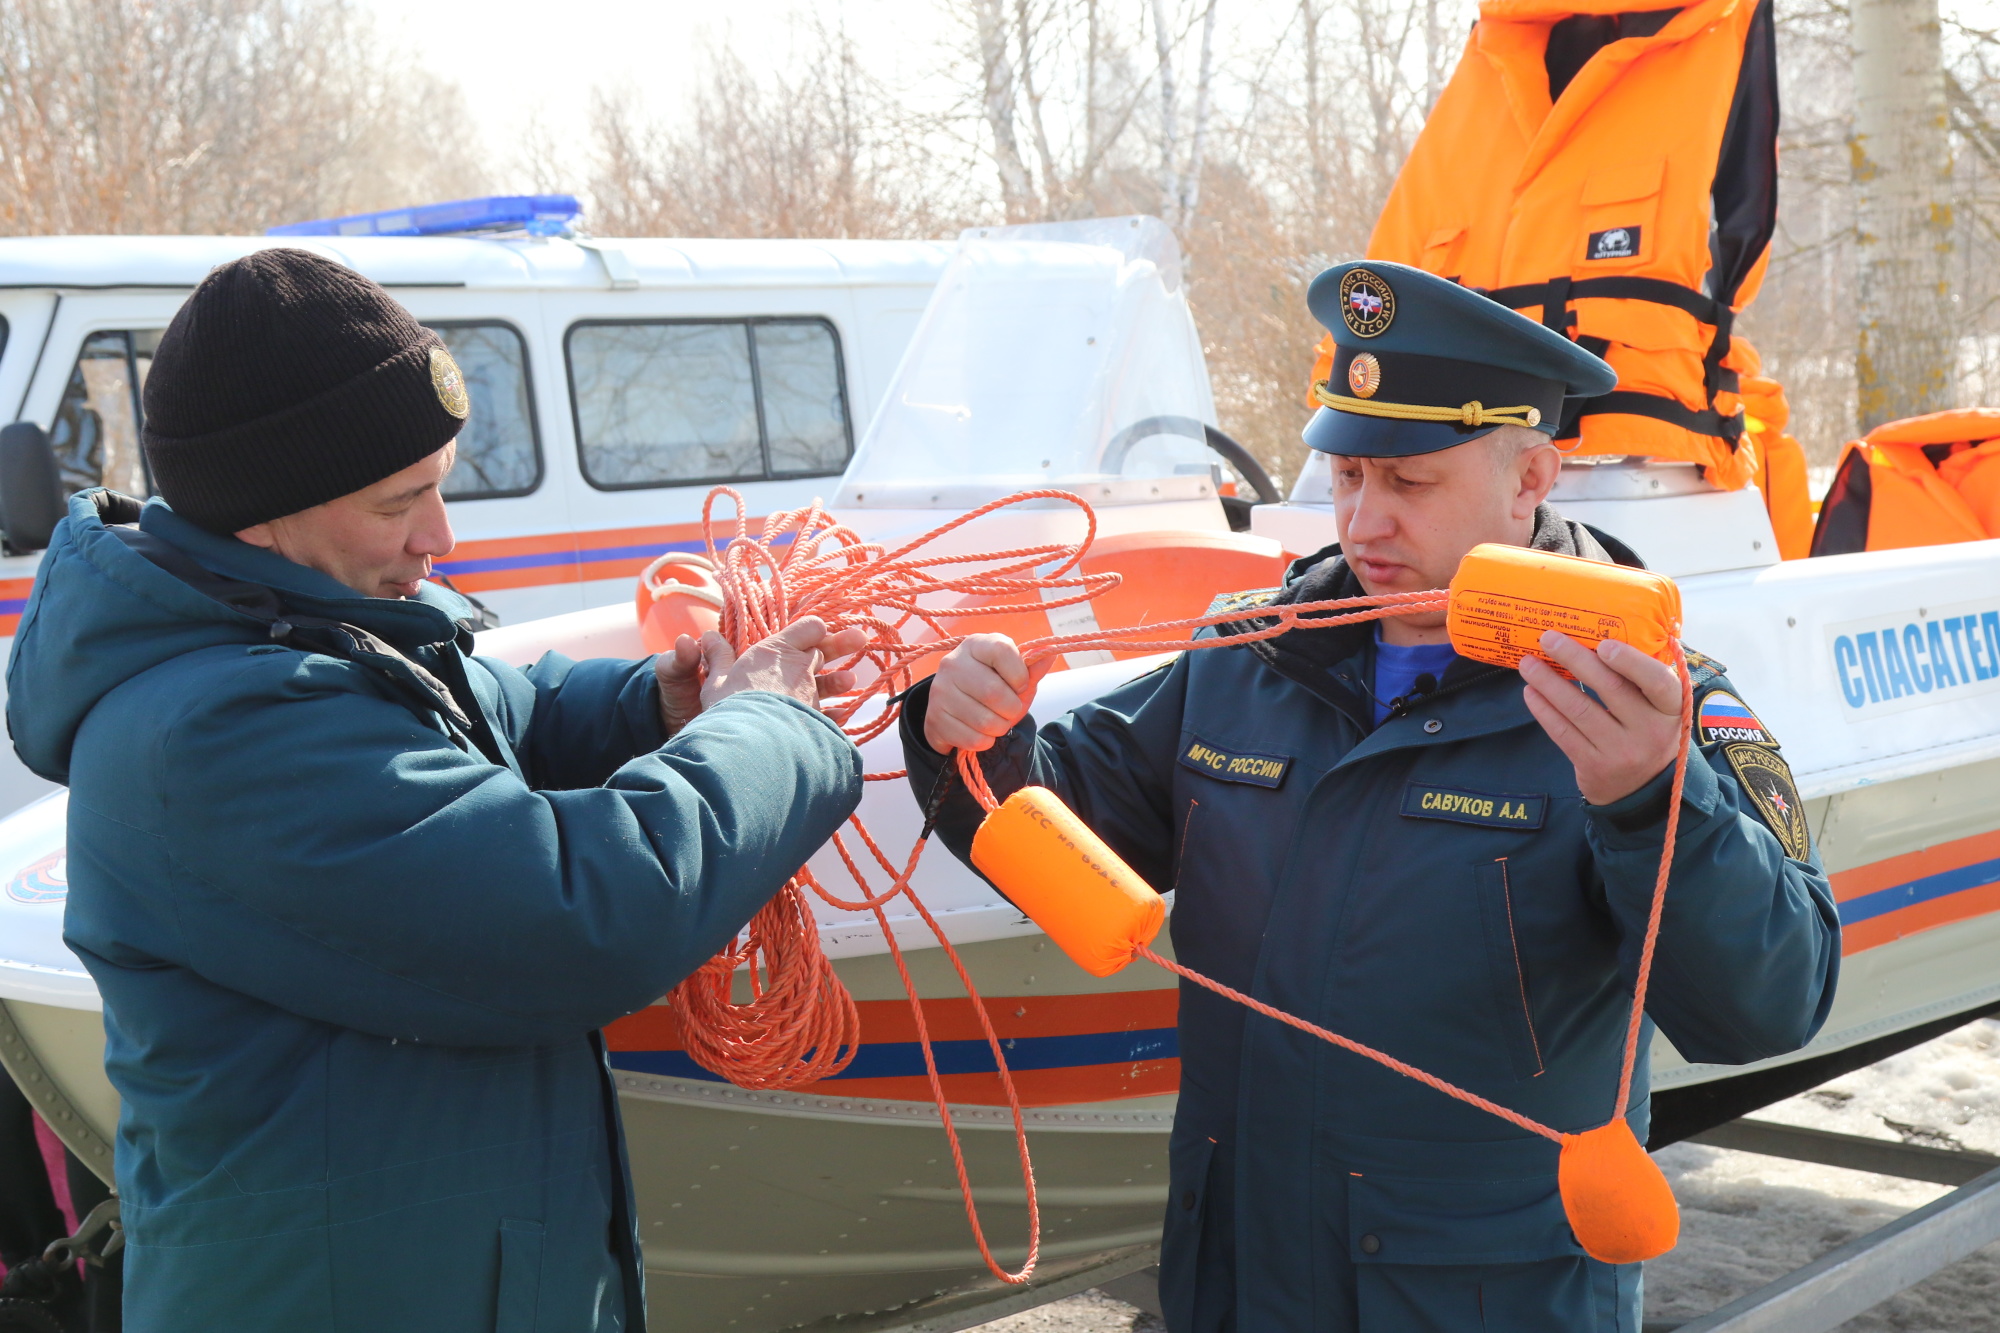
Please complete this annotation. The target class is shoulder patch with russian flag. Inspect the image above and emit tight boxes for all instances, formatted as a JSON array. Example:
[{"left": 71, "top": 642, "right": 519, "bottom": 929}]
[{"left": 1696, "top": 689, "right": 1778, "bottom": 748}]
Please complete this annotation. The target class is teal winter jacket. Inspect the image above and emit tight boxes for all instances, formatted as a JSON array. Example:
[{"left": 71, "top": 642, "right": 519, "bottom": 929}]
[
  {"left": 8, "top": 492, "right": 863, "bottom": 1333},
  {"left": 902, "top": 512, "right": 1839, "bottom": 1333}
]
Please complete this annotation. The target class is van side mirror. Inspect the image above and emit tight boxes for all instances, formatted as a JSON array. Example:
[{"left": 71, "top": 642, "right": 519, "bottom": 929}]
[{"left": 0, "top": 423, "right": 68, "bottom": 555}]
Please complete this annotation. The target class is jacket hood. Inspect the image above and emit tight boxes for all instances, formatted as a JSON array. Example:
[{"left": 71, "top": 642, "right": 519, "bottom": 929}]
[{"left": 7, "top": 490, "right": 475, "bottom": 784}]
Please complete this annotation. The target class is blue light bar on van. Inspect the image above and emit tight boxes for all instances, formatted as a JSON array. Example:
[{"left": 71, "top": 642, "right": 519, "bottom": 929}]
[{"left": 267, "top": 195, "right": 582, "bottom": 239}]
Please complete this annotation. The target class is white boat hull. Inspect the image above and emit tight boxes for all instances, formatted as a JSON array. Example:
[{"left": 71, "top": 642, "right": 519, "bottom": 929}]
[{"left": 8, "top": 521, "right": 2000, "bottom": 1325}]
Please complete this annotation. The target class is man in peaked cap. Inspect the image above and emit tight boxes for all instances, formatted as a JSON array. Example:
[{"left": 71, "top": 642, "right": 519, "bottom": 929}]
[
  {"left": 6, "top": 248, "right": 868, "bottom": 1332},
  {"left": 905, "top": 261, "right": 1838, "bottom": 1331}
]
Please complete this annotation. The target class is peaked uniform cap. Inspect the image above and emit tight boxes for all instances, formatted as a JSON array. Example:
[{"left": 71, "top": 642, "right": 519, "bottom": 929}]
[
  {"left": 141, "top": 248, "right": 466, "bottom": 533},
  {"left": 1302, "top": 260, "right": 1616, "bottom": 458}
]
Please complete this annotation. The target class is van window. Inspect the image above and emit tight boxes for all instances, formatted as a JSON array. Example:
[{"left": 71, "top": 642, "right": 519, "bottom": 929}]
[
  {"left": 428, "top": 322, "right": 542, "bottom": 500},
  {"left": 566, "top": 318, "right": 852, "bottom": 490},
  {"left": 51, "top": 330, "right": 160, "bottom": 497}
]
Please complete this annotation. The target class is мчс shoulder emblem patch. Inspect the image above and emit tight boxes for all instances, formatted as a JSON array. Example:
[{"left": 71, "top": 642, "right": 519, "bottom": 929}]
[
  {"left": 1724, "top": 743, "right": 1810, "bottom": 861},
  {"left": 1696, "top": 689, "right": 1778, "bottom": 748},
  {"left": 1179, "top": 736, "right": 1291, "bottom": 788}
]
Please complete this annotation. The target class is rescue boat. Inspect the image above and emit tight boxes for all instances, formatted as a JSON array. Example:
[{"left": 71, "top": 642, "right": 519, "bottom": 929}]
[{"left": 3, "top": 215, "right": 1999, "bottom": 1333}]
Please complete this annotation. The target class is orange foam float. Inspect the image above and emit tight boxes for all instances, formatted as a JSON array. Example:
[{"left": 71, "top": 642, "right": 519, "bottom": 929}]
[
  {"left": 970, "top": 786, "right": 1165, "bottom": 978},
  {"left": 1558, "top": 1119, "right": 1681, "bottom": 1263},
  {"left": 1447, "top": 542, "right": 1682, "bottom": 675}
]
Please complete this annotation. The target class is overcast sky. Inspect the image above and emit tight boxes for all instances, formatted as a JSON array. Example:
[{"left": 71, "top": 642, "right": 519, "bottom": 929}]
[{"left": 361, "top": 0, "right": 961, "bottom": 182}]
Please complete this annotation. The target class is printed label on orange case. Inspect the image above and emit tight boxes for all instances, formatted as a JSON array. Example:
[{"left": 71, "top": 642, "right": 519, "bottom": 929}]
[{"left": 1449, "top": 589, "right": 1630, "bottom": 673}]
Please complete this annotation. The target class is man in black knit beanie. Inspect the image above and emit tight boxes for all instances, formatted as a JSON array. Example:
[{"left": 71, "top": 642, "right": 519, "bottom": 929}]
[{"left": 6, "top": 248, "right": 867, "bottom": 1332}]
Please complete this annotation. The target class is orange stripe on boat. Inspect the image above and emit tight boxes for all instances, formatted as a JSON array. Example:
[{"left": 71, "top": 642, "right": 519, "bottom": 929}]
[{"left": 1830, "top": 828, "right": 2000, "bottom": 902}]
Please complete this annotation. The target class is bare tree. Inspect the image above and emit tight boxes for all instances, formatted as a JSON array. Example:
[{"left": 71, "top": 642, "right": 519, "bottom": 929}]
[
  {"left": 583, "top": 36, "right": 970, "bottom": 241},
  {"left": 975, "top": 0, "right": 1039, "bottom": 222},
  {"left": 1150, "top": 0, "right": 1221, "bottom": 226},
  {"left": 1183, "top": 1, "right": 1221, "bottom": 221},
  {"left": 0, "top": 0, "right": 485, "bottom": 237},
  {"left": 1852, "top": 0, "right": 1956, "bottom": 426},
  {"left": 1745, "top": 0, "right": 2000, "bottom": 454},
  {"left": 1941, "top": 16, "right": 2000, "bottom": 411},
  {"left": 949, "top": 1, "right": 1154, "bottom": 222},
  {"left": 1152, "top": 0, "right": 1183, "bottom": 220}
]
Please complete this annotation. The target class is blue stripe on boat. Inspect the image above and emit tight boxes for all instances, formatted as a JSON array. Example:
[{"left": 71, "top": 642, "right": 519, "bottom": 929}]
[
  {"left": 435, "top": 539, "right": 710, "bottom": 576},
  {"left": 1838, "top": 858, "right": 2000, "bottom": 926},
  {"left": 611, "top": 1026, "right": 1180, "bottom": 1082}
]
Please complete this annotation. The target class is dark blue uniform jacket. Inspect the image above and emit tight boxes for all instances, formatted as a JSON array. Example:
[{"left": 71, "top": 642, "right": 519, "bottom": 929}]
[
  {"left": 903, "top": 512, "right": 1838, "bottom": 1333},
  {"left": 8, "top": 492, "right": 863, "bottom": 1333}
]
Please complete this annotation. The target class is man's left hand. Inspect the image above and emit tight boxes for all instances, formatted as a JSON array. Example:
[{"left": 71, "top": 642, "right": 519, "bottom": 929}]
[
  {"left": 655, "top": 634, "right": 708, "bottom": 738},
  {"left": 1519, "top": 632, "right": 1684, "bottom": 806}
]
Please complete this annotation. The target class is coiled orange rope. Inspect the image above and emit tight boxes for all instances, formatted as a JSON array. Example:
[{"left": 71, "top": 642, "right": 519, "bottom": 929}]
[{"left": 667, "top": 485, "right": 1692, "bottom": 1283}]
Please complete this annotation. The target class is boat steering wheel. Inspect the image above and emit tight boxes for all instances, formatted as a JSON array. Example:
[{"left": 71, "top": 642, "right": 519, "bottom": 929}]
[{"left": 1098, "top": 415, "right": 1282, "bottom": 530}]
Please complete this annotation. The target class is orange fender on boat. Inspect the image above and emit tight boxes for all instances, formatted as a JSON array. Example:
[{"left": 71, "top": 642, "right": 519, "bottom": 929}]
[
  {"left": 970, "top": 786, "right": 1165, "bottom": 978},
  {"left": 1559, "top": 1119, "right": 1681, "bottom": 1264},
  {"left": 635, "top": 553, "right": 724, "bottom": 654},
  {"left": 1446, "top": 543, "right": 1682, "bottom": 674},
  {"left": 911, "top": 529, "right": 1289, "bottom": 680}
]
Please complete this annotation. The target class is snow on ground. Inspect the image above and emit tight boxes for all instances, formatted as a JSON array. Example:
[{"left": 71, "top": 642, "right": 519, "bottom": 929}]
[
  {"left": 978, "top": 1019, "right": 2000, "bottom": 1331},
  {"left": 1647, "top": 1017, "right": 2000, "bottom": 1330},
  {"left": 975, "top": 1289, "right": 1161, "bottom": 1333}
]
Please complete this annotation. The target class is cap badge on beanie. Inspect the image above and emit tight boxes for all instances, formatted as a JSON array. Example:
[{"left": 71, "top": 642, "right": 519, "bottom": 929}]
[{"left": 430, "top": 347, "right": 470, "bottom": 420}]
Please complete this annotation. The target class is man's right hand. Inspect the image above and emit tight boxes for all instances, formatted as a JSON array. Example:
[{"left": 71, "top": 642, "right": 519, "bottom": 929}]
[
  {"left": 924, "top": 633, "right": 1051, "bottom": 753},
  {"left": 691, "top": 617, "right": 867, "bottom": 714}
]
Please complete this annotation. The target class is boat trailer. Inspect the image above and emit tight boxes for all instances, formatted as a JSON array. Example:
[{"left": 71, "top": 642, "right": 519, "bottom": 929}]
[
  {"left": 863, "top": 1108, "right": 2000, "bottom": 1333},
  {"left": 1654, "top": 1118, "right": 2000, "bottom": 1333}
]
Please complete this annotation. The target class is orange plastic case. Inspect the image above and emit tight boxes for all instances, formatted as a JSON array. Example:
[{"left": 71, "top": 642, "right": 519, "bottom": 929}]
[
  {"left": 1446, "top": 543, "right": 1681, "bottom": 676},
  {"left": 970, "top": 787, "right": 1166, "bottom": 978}
]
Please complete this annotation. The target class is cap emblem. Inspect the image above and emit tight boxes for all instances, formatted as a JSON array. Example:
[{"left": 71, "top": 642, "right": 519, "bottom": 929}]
[
  {"left": 1339, "top": 268, "right": 1395, "bottom": 338},
  {"left": 1347, "top": 353, "right": 1382, "bottom": 399},
  {"left": 430, "top": 345, "right": 470, "bottom": 420}
]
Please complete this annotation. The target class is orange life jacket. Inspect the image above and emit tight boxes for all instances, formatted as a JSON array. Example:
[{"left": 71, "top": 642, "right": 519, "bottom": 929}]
[
  {"left": 1734, "top": 339, "right": 1813, "bottom": 559},
  {"left": 1812, "top": 410, "right": 2000, "bottom": 556},
  {"left": 1352, "top": 0, "right": 1779, "bottom": 489}
]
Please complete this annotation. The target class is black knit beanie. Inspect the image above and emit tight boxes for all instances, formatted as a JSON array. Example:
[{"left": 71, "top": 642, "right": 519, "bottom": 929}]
[{"left": 141, "top": 248, "right": 468, "bottom": 534}]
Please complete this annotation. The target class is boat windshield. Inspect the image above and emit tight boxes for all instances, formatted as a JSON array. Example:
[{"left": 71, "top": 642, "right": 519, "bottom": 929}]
[{"left": 835, "top": 216, "right": 1217, "bottom": 509}]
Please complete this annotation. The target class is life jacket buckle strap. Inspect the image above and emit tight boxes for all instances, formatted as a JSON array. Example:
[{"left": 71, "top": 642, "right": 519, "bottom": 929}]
[
  {"left": 1565, "top": 390, "right": 1745, "bottom": 445},
  {"left": 1477, "top": 279, "right": 1744, "bottom": 446}
]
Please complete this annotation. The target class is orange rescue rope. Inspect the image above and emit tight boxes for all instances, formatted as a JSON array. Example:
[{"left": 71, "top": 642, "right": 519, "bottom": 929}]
[{"left": 665, "top": 486, "right": 1692, "bottom": 1282}]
